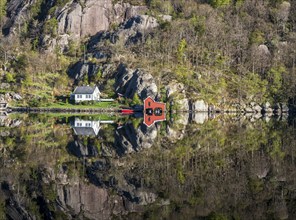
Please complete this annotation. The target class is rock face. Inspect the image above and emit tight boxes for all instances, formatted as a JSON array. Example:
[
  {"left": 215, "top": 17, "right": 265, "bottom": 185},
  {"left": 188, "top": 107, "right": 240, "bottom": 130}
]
[
  {"left": 68, "top": 61, "right": 115, "bottom": 84},
  {"left": 191, "top": 100, "right": 208, "bottom": 112},
  {"left": 176, "top": 98, "right": 189, "bottom": 111},
  {"left": 258, "top": 44, "right": 270, "bottom": 55},
  {"left": 166, "top": 126, "right": 182, "bottom": 141},
  {"left": 281, "top": 103, "right": 289, "bottom": 113},
  {"left": 57, "top": 182, "right": 114, "bottom": 220},
  {"left": 113, "top": 3, "right": 147, "bottom": 22},
  {"left": 4, "top": 186, "right": 35, "bottom": 220},
  {"left": 42, "top": 34, "right": 71, "bottom": 53},
  {"left": 0, "top": 118, "right": 22, "bottom": 128},
  {"left": 115, "top": 64, "right": 158, "bottom": 99},
  {"left": 191, "top": 113, "right": 208, "bottom": 124},
  {"left": 166, "top": 81, "right": 184, "bottom": 98},
  {"left": 116, "top": 15, "right": 159, "bottom": 44},
  {"left": 2, "top": 0, "right": 36, "bottom": 35},
  {"left": 67, "top": 140, "right": 99, "bottom": 158},
  {"left": 0, "top": 92, "right": 22, "bottom": 103},
  {"left": 57, "top": 0, "right": 112, "bottom": 39},
  {"left": 56, "top": 1, "right": 152, "bottom": 41},
  {"left": 114, "top": 123, "right": 158, "bottom": 156},
  {"left": 68, "top": 61, "right": 100, "bottom": 81},
  {"left": 165, "top": 81, "right": 189, "bottom": 112},
  {"left": 87, "top": 14, "right": 160, "bottom": 55},
  {"left": 0, "top": 83, "right": 11, "bottom": 90},
  {"left": 3, "top": 0, "right": 149, "bottom": 40},
  {"left": 166, "top": 113, "right": 189, "bottom": 142}
]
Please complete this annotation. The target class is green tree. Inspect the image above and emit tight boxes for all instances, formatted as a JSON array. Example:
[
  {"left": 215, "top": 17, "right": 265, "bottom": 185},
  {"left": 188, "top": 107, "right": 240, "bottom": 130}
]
[
  {"left": 267, "top": 66, "right": 285, "bottom": 102},
  {"left": 13, "top": 54, "right": 28, "bottom": 72},
  {"left": 209, "top": 0, "right": 231, "bottom": 8},
  {"left": 43, "top": 18, "right": 58, "bottom": 37},
  {"left": 250, "top": 30, "right": 265, "bottom": 45},
  {"left": 5, "top": 72, "right": 15, "bottom": 83},
  {"left": 30, "top": 0, "right": 43, "bottom": 18},
  {"left": 103, "top": 79, "right": 115, "bottom": 98},
  {"left": 0, "top": 0, "right": 6, "bottom": 23},
  {"left": 131, "top": 93, "right": 142, "bottom": 106},
  {"left": 177, "top": 39, "right": 187, "bottom": 64}
]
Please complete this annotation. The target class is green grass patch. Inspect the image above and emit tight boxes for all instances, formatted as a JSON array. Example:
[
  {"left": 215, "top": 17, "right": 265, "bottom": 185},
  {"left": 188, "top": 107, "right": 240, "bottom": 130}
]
[
  {"left": 45, "top": 101, "right": 119, "bottom": 109},
  {"left": 22, "top": 113, "right": 120, "bottom": 122},
  {"left": 0, "top": 89, "right": 14, "bottom": 94}
]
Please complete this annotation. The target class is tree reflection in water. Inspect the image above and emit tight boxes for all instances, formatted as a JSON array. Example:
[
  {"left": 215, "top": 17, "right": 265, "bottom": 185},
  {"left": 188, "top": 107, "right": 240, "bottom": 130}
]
[{"left": 0, "top": 113, "right": 295, "bottom": 219}]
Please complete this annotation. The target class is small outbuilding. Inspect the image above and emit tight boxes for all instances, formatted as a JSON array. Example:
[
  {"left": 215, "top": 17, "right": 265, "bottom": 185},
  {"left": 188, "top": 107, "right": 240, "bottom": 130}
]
[
  {"left": 70, "top": 86, "right": 100, "bottom": 103},
  {"left": 143, "top": 96, "right": 166, "bottom": 127}
]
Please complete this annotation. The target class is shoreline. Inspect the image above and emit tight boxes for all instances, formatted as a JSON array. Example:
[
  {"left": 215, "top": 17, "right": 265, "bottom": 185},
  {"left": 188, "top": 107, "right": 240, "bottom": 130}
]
[
  {"left": 6, "top": 106, "right": 120, "bottom": 113},
  {"left": 3, "top": 107, "right": 290, "bottom": 115}
]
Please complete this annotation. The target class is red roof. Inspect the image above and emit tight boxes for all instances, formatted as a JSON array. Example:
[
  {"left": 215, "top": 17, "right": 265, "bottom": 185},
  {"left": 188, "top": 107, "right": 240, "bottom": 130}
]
[{"left": 143, "top": 97, "right": 166, "bottom": 127}]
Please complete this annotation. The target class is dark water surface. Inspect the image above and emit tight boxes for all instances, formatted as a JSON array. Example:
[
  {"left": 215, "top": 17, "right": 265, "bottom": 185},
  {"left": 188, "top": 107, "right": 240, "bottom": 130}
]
[{"left": 0, "top": 113, "right": 296, "bottom": 219}]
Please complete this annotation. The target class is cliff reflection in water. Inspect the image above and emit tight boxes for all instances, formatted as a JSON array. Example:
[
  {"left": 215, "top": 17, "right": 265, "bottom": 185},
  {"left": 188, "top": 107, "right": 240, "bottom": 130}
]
[{"left": 0, "top": 113, "right": 296, "bottom": 219}]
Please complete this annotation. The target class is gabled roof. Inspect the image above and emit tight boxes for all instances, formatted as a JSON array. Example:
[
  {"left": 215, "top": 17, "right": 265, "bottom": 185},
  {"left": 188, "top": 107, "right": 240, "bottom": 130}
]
[
  {"left": 143, "top": 96, "right": 166, "bottom": 127},
  {"left": 72, "top": 86, "right": 97, "bottom": 94}
]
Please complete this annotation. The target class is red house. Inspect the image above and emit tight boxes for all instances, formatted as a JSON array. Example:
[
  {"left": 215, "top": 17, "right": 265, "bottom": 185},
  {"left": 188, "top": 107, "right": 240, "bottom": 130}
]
[{"left": 144, "top": 97, "right": 166, "bottom": 127}]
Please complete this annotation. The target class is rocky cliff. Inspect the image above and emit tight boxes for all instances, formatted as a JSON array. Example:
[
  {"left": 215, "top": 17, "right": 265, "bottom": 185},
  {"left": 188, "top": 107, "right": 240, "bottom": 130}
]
[
  {"left": 1, "top": 0, "right": 295, "bottom": 112},
  {"left": 3, "top": 0, "right": 147, "bottom": 37},
  {"left": 114, "top": 64, "right": 158, "bottom": 99},
  {"left": 114, "top": 122, "right": 158, "bottom": 156}
]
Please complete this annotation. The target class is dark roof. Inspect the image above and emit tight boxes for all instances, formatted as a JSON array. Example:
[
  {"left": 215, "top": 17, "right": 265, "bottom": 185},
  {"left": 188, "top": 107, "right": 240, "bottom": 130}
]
[
  {"left": 73, "top": 127, "right": 98, "bottom": 136},
  {"left": 73, "top": 86, "right": 97, "bottom": 94}
]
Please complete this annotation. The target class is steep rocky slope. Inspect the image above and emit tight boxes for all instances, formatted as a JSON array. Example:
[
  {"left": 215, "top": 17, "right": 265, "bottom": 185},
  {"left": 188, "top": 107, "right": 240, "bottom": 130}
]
[{"left": 1, "top": 0, "right": 296, "bottom": 112}]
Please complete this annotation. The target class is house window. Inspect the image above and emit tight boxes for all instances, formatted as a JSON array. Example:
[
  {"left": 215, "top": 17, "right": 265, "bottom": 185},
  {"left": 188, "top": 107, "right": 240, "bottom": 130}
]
[{"left": 83, "top": 94, "right": 91, "bottom": 99}]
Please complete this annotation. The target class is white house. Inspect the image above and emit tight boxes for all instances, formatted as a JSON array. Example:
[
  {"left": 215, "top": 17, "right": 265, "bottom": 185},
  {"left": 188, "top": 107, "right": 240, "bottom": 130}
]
[
  {"left": 70, "top": 118, "right": 115, "bottom": 136},
  {"left": 71, "top": 118, "right": 101, "bottom": 136},
  {"left": 71, "top": 86, "right": 100, "bottom": 103}
]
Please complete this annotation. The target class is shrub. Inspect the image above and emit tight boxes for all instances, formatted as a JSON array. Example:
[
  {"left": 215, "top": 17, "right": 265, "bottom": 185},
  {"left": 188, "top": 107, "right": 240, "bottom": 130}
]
[
  {"left": 5, "top": 72, "right": 15, "bottom": 83},
  {"left": 43, "top": 18, "right": 58, "bottom": 37},
  {"left": 131, "top": 93, "right": 142, "bottom": 106},
  {"left": 28, "top": 98, "right": 40, "bottom": 107},
  {"left": 209, "top": 0, "right": 231, "bottom": 8}
]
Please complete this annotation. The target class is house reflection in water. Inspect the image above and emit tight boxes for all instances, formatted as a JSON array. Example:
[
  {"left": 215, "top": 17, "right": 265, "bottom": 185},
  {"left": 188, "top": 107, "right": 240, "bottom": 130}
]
[
  {"left": 71, "top": 118, "right": 101, "bottom": 136},
  {"left": 70, "top": 117, "right": 115, "bottom": 136}
]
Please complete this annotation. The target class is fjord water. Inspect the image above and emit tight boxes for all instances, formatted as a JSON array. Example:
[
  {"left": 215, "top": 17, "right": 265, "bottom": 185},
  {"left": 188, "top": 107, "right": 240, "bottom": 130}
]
[{"left": 0, "top": 113, "right": 295, "bottom": 219}]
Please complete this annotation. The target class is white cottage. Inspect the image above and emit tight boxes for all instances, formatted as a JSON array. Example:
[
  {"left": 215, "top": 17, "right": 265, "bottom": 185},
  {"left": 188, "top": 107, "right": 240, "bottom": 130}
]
[
  {"left": 71, "top": 118, "right": 101, "bottom": 136},
  {"left": 71, "top": 86, "right": 100, "bottom": 103}
]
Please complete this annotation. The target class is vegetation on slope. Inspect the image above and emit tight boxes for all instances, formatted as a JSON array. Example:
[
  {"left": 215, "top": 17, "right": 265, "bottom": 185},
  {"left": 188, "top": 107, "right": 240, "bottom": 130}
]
[{"left": 0, "top": 0, "right": 295, "bottom": 107}]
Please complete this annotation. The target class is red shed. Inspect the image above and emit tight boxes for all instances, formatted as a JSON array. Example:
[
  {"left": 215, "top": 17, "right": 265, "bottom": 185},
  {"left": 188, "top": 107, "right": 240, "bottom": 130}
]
[{"left": 144, "top": 97, "right": 166, "bottom": 127}]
